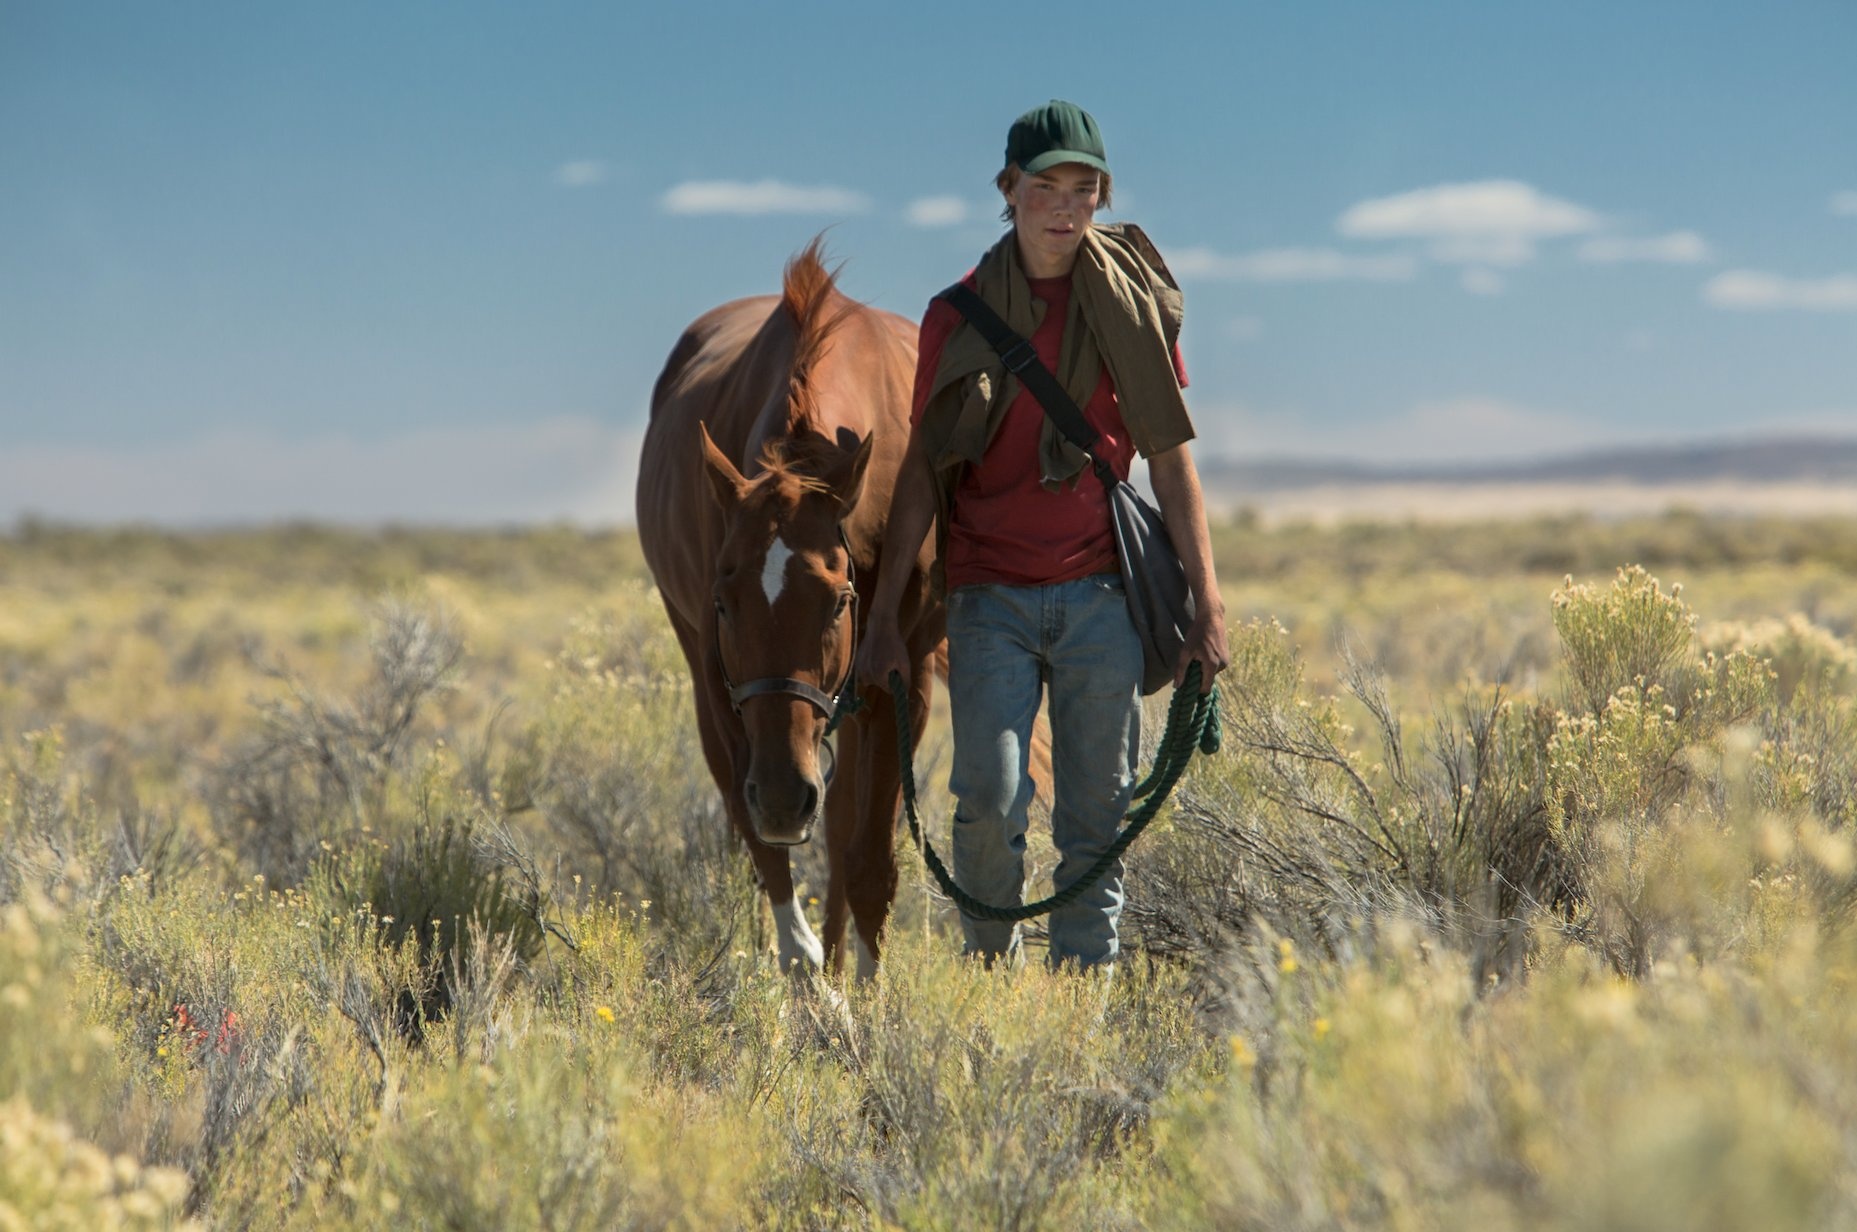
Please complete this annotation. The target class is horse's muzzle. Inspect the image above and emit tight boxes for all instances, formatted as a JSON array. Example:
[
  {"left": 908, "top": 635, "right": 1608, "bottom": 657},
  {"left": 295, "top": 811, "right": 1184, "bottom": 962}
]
[{"left": 745, "top": 774, "right": 823, "bottom": 846}]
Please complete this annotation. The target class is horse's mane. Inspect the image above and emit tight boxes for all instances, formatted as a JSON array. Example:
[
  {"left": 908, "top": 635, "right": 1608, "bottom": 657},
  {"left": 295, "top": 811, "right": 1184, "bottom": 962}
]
[
  {"left": 730, "top": 238, "right": 865, "bottom": 501},
  {"left": 780, "top": 236, "right": 859, "bottom": 433},
  {"left": 750, "top": 440, "right": 835, "bottom": 500}
]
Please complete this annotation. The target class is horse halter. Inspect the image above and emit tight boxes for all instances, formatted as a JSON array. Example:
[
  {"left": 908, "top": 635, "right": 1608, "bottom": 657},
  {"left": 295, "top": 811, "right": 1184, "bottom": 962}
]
[{"left": 713, "top": 526, "right": 860, "bottom": 723}]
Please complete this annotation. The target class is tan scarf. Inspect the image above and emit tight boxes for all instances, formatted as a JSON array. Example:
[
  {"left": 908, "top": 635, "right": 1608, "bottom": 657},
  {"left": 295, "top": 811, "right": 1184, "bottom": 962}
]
[{"left": 918, "top": 221, "right": 1193, "bottom": 490}]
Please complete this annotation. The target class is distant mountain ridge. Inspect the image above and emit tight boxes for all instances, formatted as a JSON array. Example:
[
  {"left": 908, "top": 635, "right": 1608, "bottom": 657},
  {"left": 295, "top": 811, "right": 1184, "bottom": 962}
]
[{"left": 1199, "top": 435, "right": 1857, "bottom": 493}]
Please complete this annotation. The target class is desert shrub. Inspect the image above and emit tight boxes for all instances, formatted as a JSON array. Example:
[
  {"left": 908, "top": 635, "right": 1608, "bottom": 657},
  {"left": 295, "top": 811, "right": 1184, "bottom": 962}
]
[
  {"left": 1152, "top": 766, "right": 1857, "bottom": 1230},
  {"left": 104, "top": 889, "right": 431, "bottom": 1227},
  {"left": 1138, "top": 565, "right": 1857, "bottom": 1226},
  {"left": 14, "top": 521, "right": 1857, "bottom": 1231},
  {"left": 1765, "top": 693, "right": 1857, "bottom": 832},
  {"left": 1151, "top": 908, "right": 1855, "bottom": 1231},
  {"left": 1127, "top": 621, "right": 1557, "bottom": 987},
  {"left": 338, "top": 1035, "right": 753, "bottom": 1232},
  {"left": 771, "top": 932, "right": 1208, "bottom": 1232},
  {"left": 216, "top": 899, "right": 786, "bottom": 1229},
  {"left": 521, "top": 604, "right": 699, "bottom": 884},
  {"left": 0, "top": 895, "right": 198, "bottom": 1230},
  {"left": 1134, "top": 567, "right": 1813, "bottom": 986},
  {"left": 90, "top": 868, "right": 341, "bottom": 1215},
  {"left": 1703, "top": 612, "right": 1857, "bottom": 706},
  {"left": 0, "top": 1098, "right": 196, "bottom": 1232},
  {"left": 1701, "top": 615, "right": 1857, "bottom": 832},
  {"left": 0, "top": 729, "right": 95, "bottom": 905},
  {"left": 1543, "top": 571, "right": 1776, "bottom": 976},
  {"left": 1151, "top": 922, "right": 1508, "bottom": 1230},
  {"left": 1124, "top": 620, "right": 1381, "bottom": 962},
  {"left": 212, "top": 602, "right": 462, "bottom": 884},
  {"left": 311, "top": 792, "right": 544, "bottom": 1042},
  {"left": 1552, "top": 566, "right": 1700, "bottom": 718},
  {"left": 522, "top": 602, "right": 767, "bottom": 968},
  {"left": 1, "top": 728, "right": 206, "bottom": 915},
  {"left": 0, "top": 895, "right": 121, "bottom": 1134}
]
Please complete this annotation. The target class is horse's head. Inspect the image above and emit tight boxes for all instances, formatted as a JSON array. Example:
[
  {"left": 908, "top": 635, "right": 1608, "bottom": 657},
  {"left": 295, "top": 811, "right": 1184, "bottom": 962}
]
[{"left": 702, "top": 423, "right": 872, "bottom": 846}]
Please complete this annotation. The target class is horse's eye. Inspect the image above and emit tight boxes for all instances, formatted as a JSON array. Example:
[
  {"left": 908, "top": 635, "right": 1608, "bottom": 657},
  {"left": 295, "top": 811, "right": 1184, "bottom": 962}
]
[
  {"left": 834, "top": 592, "right": 852, "bottom": 618},
  {"left": 714, "top": 597, "right": 727, "bottom": 618}
]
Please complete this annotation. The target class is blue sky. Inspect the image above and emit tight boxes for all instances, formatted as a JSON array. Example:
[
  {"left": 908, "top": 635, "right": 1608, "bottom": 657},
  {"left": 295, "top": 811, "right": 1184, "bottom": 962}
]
[{"left": 3, "top": 1, "right": 1854, "bottom": 523}]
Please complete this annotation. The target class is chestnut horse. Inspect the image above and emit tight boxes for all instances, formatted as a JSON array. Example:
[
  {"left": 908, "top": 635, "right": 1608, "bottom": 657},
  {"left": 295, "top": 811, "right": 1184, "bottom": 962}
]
[{"left": 637, "top": 241, "right": 940, "bottom": 977}]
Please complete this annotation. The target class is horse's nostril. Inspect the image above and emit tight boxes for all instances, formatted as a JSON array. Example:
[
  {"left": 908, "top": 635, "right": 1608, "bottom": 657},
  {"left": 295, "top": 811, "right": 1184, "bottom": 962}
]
[
  {"left": 745, "top": 781, "right": 760, "bottom": 810},
  {"left": 800, "top": 780, "right": 820, "bottom": 821}
]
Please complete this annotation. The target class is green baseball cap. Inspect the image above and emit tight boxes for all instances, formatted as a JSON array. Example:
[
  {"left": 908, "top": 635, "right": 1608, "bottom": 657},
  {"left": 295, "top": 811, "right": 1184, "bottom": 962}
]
[{"left": 1005, "top": 99, "right": 1108, "bottom": 176}]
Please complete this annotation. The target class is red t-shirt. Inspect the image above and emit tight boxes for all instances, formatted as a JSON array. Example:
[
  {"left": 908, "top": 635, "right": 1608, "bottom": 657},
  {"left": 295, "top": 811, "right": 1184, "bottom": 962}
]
[{"left": 911, "top": 271, "right": 1189, "bottom": 591}]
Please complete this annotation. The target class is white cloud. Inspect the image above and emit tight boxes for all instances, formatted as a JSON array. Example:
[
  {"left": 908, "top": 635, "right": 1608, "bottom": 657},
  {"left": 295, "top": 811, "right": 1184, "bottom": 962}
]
[
  {"left": 1577, "top": 230, "right": 1711, "bottom": 264},
  {"left": 1170, "top": 246, "right": 1418, "bottom": 282},
  {"left": 1225, "top": 316, "right": 1263, "bottom": 341},
  {"left": 1832, "top": 191, "right": 1857, "bottom": 217},
  {"left": 1460, "top": 268, "right": 1505, "bottom": 296},
  {"left": 554, "top": 159, "right": 609, "bottom": 188},
  {"left": 660, "top": 179, "right": 871, "bottom": 216},
  {"left": 0, "top": 417, "right": 643, "bottom": 526},
  {"left": 1703, "top": 270, "right": 1857, "bottom": 311},
  {"left": 1338, "top": 179, "right": 1604, "bottom": 240},
  {"left": 905, "top": 195, "right": 968, "bottom": 227},
  {"left": 1429, "top": 235, "right": 1537, "bottom": 267}
]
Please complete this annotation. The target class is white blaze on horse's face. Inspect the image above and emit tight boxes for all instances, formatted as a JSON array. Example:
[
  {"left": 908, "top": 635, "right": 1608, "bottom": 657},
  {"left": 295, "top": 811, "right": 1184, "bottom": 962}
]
[
  {"left": 704, "top": 432, "right": 870, "bottom": 851},
  {"left": 760, "top": 535, "right": 795, "bottom": 607},
  {"left": 712, "top": 504, "right": 855, "bottom": 848}
]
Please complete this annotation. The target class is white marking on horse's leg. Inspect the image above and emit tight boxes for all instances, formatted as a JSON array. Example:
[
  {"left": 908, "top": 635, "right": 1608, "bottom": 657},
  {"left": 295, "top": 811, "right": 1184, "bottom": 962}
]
[
  {"left": 760, "top": 537, "right": 794, "bottom": 607},
  {"left": 772, "top": 897, "right": 824, "bottom": 972},
  {"left": 852, "top": 921, "right": 878, "bottom": 982}
]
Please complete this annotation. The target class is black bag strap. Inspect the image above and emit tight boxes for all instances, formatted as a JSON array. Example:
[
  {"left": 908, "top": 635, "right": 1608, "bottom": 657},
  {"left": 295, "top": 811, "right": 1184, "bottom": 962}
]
[{"left": 938, "top": 282, "right": 1117, "bottom": 489}]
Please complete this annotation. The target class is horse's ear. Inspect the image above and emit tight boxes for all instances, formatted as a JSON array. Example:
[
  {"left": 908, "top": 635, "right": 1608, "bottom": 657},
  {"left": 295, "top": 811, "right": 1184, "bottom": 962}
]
[
  {"left": 824, "top": 433, "right": 873, "bottom": 521},
  {"left": 699, "top": 423, "right": 749, "bottom": 509}
]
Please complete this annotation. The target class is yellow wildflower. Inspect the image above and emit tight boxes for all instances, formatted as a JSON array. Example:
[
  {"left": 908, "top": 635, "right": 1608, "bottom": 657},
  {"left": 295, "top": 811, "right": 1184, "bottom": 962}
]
[{"left": 595, "top": 1006, "right": 615, "bottom": 1024}]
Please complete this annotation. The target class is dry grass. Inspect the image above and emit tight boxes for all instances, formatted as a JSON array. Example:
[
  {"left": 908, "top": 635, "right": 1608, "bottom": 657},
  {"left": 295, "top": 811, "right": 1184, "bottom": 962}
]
[{"left": 1, "top": 516, "right": 1855, "bottom": 1228}]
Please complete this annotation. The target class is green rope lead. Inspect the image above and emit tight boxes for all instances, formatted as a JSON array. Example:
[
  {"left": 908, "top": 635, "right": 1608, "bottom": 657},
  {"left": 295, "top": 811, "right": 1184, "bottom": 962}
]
[{"left": 888, "top": 662, "right": 1221, "bottom": 924}]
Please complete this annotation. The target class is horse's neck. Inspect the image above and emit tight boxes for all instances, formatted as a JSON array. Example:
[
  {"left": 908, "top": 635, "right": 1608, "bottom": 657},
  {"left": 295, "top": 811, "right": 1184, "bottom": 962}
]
[
  {"left": 741, "top": 396, "right": 795, "bottom": 476},
  {"left": 747, "top": 386, "right": 866, "bottom": 472}
]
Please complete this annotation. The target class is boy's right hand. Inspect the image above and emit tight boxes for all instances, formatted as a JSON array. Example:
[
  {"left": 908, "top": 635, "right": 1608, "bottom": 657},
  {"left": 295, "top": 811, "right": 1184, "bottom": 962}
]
[{"left": 855, "top": 621, "right": 910, "bottom": 694}]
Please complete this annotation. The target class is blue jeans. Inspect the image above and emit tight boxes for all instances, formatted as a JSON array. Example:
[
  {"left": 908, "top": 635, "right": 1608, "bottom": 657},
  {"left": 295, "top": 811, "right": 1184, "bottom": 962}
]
[{"left": 945, "top": 575, "right": 1143, "bottom": 970}]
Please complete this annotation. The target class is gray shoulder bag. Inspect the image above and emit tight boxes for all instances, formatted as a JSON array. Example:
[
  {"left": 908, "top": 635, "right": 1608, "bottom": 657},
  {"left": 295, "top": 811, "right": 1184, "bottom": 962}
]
[{"left": 939, "top": 283, "right": 1195, "bottom": 695}]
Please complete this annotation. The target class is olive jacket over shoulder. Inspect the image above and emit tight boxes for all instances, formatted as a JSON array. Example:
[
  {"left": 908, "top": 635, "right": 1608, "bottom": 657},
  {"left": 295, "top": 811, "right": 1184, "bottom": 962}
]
[{"left": 913, "top": 221, "right": 1195, "bottom": 595}]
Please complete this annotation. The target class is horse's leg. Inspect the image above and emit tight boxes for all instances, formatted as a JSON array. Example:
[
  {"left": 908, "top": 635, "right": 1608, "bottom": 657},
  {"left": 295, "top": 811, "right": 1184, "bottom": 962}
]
[
  {"left": 669, "top": 609, "right": 822, "bottom": 972},
  {"left": 837, "top": 706, "right": 890, "bottom": 982},
  {"left": 747, "top": 832, "right": 819, "bottom": 972},
  {"left": 820, "top": 714, "right": 860, "bottom": 976},
  {"left": 700, "top": 697, "right": 820, "bottom": 971},
  {"left": 840, "top": 653, "right": 934, "bottom": 981}
]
